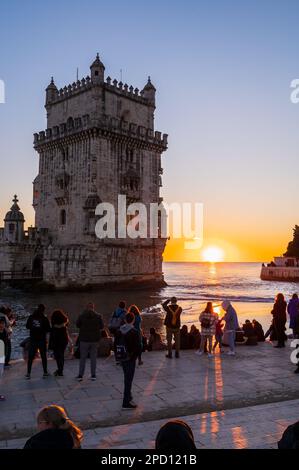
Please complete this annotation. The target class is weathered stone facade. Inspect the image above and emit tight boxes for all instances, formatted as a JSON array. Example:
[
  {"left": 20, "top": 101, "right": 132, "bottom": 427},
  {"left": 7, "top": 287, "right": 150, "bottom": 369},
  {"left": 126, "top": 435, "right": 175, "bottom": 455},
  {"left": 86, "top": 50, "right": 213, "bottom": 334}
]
[{"left": 0, "top": 55, "right": 168, "bottom": 289}]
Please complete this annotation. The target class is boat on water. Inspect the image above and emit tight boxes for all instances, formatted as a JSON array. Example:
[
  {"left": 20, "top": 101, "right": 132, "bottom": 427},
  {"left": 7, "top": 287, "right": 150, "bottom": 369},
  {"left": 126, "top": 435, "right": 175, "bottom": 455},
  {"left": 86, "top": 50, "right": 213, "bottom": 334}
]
[{"left": 261, "top": 256, "right": 299, "bottom": 282}]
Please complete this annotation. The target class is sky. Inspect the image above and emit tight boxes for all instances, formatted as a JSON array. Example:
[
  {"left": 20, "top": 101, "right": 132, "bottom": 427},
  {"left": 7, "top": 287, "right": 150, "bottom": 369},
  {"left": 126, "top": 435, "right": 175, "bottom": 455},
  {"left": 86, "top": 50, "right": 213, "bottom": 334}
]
[{"left": 0, "top": 0, "right": 298, "bottom": 262}]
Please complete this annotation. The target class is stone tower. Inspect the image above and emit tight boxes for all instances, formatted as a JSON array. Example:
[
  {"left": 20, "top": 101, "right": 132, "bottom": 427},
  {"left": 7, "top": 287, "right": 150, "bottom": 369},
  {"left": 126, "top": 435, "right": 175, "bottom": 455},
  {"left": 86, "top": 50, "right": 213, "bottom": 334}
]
[{"left": 33, "top": 54, "right": 168, "bottom": 289}]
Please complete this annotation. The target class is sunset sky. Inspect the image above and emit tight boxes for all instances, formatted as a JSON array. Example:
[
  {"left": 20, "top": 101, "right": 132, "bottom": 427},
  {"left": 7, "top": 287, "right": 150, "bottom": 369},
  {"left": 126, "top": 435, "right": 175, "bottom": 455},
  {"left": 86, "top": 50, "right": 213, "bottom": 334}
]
[{"left": 0, "top": 0, "right": 298, "bottom": 262}]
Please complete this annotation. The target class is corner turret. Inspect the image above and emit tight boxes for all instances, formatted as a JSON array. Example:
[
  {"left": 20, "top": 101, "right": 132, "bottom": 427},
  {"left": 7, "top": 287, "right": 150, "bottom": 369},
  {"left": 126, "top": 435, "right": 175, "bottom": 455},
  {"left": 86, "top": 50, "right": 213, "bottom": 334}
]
[
  {"left": 90, "top": 53, "right": 105, "bottom": 84},
  {"left": 4, "top": 195, "right": 25, "bottom": 243},
  {"left": 45, "top": 77, "right": 58, "bottom": 106},
  {"left": 142, "top": 76, "right": 156, "bottom": 105}
]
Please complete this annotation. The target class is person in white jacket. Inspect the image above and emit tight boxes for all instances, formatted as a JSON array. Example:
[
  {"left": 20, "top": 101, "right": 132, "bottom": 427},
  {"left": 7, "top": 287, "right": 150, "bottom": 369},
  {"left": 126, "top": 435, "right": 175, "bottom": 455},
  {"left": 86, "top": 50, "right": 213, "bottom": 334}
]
[{"left": 221, "top": 300, "right": 239, "bottom": 355}]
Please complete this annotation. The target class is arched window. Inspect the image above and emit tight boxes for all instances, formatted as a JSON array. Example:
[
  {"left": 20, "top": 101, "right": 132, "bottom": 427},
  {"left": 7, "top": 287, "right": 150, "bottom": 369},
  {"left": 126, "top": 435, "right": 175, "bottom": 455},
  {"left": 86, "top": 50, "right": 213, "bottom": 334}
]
[{"left": 60, "top": 209, "right": 66, "bottom": 226}]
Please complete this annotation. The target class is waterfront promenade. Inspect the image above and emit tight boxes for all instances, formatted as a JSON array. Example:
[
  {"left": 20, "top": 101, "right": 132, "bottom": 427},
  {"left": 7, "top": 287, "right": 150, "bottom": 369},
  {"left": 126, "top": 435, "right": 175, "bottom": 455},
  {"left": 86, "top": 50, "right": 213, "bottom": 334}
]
[{"left": 0, "top": 341, "right": 298, "bottom": 448}]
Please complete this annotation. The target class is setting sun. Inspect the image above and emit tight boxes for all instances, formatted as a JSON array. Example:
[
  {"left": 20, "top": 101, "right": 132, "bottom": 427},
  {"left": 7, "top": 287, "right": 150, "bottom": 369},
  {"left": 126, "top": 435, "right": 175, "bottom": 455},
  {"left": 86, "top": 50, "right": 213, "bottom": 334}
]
[{"left": 201, "top": 246, "right": 225, "bottom": 263}]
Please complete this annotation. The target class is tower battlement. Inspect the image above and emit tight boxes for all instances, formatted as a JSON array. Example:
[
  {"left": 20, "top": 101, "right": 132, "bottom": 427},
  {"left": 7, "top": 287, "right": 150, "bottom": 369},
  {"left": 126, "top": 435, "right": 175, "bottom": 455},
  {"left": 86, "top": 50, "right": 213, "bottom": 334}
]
[
  {"left": 46, "top": 75, "right": 154, "bottom": 106},
  {"left": 34, "top": 114, "right": 168, "bottom": 150}
]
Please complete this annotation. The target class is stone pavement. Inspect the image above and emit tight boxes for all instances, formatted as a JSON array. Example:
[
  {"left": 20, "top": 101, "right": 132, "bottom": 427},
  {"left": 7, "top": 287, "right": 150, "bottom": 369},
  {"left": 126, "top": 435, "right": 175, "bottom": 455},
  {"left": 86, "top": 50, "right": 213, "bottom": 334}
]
[
  {"left": 0, "top": 341, "right": 298, "bottom": 447},
  {"left": 1, "top": 398, "right": 298, "bottom": 449}
]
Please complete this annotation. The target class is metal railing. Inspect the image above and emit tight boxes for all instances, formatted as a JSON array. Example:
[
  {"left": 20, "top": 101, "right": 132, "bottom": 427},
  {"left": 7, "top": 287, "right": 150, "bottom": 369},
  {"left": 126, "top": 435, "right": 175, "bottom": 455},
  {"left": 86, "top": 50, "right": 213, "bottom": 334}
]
[{"left": 0, "top": 271, "right": 42, "bottom": 281}]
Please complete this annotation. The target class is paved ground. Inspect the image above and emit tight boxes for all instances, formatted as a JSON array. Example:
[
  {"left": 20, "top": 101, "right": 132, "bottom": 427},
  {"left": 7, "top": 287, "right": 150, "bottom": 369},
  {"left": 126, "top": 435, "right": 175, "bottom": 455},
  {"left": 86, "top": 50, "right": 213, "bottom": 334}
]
[
  {"left": 0, "top": 341, "right": 298, "bottom": 448},
  {"left": 0, "top": 399, "right": 298, "bottom": 449}
]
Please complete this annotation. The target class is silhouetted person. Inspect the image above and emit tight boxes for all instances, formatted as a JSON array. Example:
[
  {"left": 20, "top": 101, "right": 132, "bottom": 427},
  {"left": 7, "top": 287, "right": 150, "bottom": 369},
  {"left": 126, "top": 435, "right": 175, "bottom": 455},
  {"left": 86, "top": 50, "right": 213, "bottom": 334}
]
[
  {"left": 252, "top": 319, "right": 265, "bottom": 342},
  {"left": 148, "top": 328, "right": 166, "bottom": 351},
  {"left": 163, "top": 297, "right": 182, "bottom": 359},
  {"left": 155, "top": 420, "right": 197, "bottom": 451},
  {"left": 288, "top": 294, "right": 299, "bottom": 338},
  {"left": 76, "top": 302, "right": 104, "bottom": 381},
  {"left": 242, "top": 320, "right": 258, "bottom": 346},
  {"left": 25, "top": 304, "right": 51, "bottom": 379},
  {"left": 49, "top": 310, "right": 69, "bottom": 377},
  {"left": 272, "top": 294, "right": 287, "bottom": 348}
]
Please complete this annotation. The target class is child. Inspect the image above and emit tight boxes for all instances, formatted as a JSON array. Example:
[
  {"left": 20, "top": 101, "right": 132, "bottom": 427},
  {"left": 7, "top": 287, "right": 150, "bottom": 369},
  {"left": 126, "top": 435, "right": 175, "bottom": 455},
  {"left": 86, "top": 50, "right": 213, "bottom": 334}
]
[
  {"left": 0, "top": 319, "right": 8, "bottom": 401},
  {"left": 213, "top": 318, "right": 224, "bottom": 352}
]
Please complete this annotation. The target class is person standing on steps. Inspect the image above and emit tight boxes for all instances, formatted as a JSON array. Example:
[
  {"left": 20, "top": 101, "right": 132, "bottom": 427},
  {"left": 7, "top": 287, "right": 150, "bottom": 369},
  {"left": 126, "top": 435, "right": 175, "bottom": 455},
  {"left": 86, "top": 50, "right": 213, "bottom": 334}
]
[
  {"left": 221, "top": 300, "right": 239, "bottom": 356},
  {"left": 76, "top": 302, "right": 104, "bottom": 382},
  {"left": 272, "top": 293, "right": 287, "bottom": 348},
  {"left": 117, "top": 312, "right": 141, "bottom": 409},
  {"left": 129, "top": 305, "right": 143, "bottom": 365},
  {"left": 162, "top": 297, "right": 183, "bottom": 359},
  {"left": 49, "top": 310, "right": 70, "bottom": 377},
  {"left": 25, "top": 304, "right": 51, "bottom": 379},
  {"left": 196, "top": 302, "right": 218, "bottom": 357}
]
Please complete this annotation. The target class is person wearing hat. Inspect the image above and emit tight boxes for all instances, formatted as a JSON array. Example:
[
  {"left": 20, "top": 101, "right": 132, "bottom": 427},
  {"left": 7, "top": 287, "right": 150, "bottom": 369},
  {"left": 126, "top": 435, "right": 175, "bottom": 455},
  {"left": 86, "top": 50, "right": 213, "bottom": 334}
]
[
  {"left": 162, "top": 297, "right": 182, "bottom": 359},
  {"left": 221, "top": 300, "right": 239, "bottom": 355}
]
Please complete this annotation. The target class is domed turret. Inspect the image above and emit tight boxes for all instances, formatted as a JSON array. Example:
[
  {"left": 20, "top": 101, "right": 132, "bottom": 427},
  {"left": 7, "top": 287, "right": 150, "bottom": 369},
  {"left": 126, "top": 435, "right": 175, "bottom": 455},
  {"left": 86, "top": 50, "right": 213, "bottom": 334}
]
[
  {"left": 142, "top": 76, "right": 156, "bottom": 104},
  {"left": 4, "top": 195, "right": 25, "bottom": 242},
  {"left": 90, "top": 53, "right": 105, "bottom": 84},
  {"left": 45, "top": 77, "right": 58, "bottom": 105}
]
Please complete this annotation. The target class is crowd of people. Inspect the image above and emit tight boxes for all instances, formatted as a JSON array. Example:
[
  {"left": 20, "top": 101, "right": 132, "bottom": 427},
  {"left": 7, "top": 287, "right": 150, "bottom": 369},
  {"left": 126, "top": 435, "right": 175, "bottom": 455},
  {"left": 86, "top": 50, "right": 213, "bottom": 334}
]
[{"left": 0, "top": 292, "right": 299, "bottom": 447}]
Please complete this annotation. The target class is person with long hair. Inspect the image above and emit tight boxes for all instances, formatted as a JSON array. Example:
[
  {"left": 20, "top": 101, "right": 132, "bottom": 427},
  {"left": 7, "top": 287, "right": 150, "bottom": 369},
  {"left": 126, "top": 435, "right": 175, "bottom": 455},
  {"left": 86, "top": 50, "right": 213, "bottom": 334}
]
[
  {"left": 196, "top": 302, "right": 218, "bottom": 357},
  {"left": 272, "top": 293, "right": 287, "bottom": 348},
  {"left": 25, "top": 304, "right": 51, "bottom": 379},
  {"left": 24, "top": 405, "right": 83, "bottom": 449},
  {"left": 129, "top": 304, "right": 143, "bottom": 365},
  {"left": 49, "top": 310, "right": 70, "bottom": 377}
]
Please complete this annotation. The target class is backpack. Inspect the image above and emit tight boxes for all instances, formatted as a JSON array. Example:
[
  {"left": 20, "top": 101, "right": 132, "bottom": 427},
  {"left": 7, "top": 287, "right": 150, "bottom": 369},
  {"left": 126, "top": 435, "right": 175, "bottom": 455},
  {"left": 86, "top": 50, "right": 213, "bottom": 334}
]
[
  {"left": 115, "top": 333, "right": 129, "bottom": 362},
  {"left": 109, "top": 311, "right": 123, "bottom": 334},
  {"left": 201, "top": 318, "right": 211, "bottom": 329}
]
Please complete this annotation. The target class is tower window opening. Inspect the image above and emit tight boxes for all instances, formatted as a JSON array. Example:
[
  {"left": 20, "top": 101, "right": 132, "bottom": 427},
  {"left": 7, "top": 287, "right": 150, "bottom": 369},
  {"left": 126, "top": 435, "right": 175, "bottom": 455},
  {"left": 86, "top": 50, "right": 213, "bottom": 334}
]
[{"left": 60, "top": 209, "right": 66, "bottom": 226}]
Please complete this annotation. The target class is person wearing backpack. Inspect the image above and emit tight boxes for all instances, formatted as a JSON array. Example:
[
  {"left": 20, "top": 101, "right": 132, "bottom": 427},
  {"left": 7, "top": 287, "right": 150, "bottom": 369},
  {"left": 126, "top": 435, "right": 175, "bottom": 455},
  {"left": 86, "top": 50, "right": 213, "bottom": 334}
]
[
  {"left": 196, "top": 302, "right": 218, "bottom": 357},
  {"left": 109, "top": 301, "right": 127, "bottom": 335},
  {"left": 116, "top": 312, "right": 141, "bottom": 409},
  {"left": 76, "top": 302, "right": 104, "bottom": 382},
  {"left": 109, "top": 301, "right": 127, "bottom": 363},
  {"left": 162, "top": 297, "right": 183, "bottom": 359}
]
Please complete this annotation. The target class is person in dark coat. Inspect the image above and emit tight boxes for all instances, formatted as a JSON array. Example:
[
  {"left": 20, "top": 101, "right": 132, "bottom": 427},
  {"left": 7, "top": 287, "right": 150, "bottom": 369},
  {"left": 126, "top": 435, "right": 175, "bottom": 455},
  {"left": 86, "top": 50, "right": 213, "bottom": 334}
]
[
  {"left": 119, "top": 312, "right": 141, "bottom": 409},
  {"left": 272, "top": 294, "right": 287, "bottom": 348},
  {"left": 76, "top": 302, "right": 104, "bottom": 381},
  {"left": 24, "top": 405, "right": 83, "bottom": 449},
  {"left": 162, "top": 297, "right": 183, "bottom": 359},
  {"left": 242, "top": 320, "right": 258, "bottom": 346},
  {"left": 25, "top": 304, "right": 51, "bottom": 379},
  {"left": 252, "top": 319, "right": 265, "bottom": 342},
  {"left": 155, "top": 420, "right": 197, "bottom": 451},
  {"left": 278, "top": 421, "right": 299, "bottom": 449},
  {"left": 49, "top": 310, "right": 69, "bottom": 377},
  {"left": 180, "top": 325, "right": 191, "bottom": 350}
]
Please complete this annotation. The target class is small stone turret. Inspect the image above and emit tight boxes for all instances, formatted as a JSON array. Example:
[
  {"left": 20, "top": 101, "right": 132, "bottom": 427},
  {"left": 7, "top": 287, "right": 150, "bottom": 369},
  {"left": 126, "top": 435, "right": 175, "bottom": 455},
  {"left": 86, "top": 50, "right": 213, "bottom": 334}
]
[
  {"left": 90, "top": 53, "right": 105, "bottom": 84},
  {"left": 4, "top": 195, "right": 25, "bottom": 243},
  {"left": 45, "top": 77, "right": 58, "bottom": 106},
  {"left": 142, "top": 76, "right": 156, "bottom": 105}
]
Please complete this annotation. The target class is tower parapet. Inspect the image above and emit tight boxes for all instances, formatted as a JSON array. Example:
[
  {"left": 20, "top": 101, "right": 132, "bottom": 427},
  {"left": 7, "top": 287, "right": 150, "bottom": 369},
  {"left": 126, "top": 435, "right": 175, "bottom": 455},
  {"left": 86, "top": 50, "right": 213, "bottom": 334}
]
[{"left": 34, "top": 114, "right": 168, "bottom": 150}]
